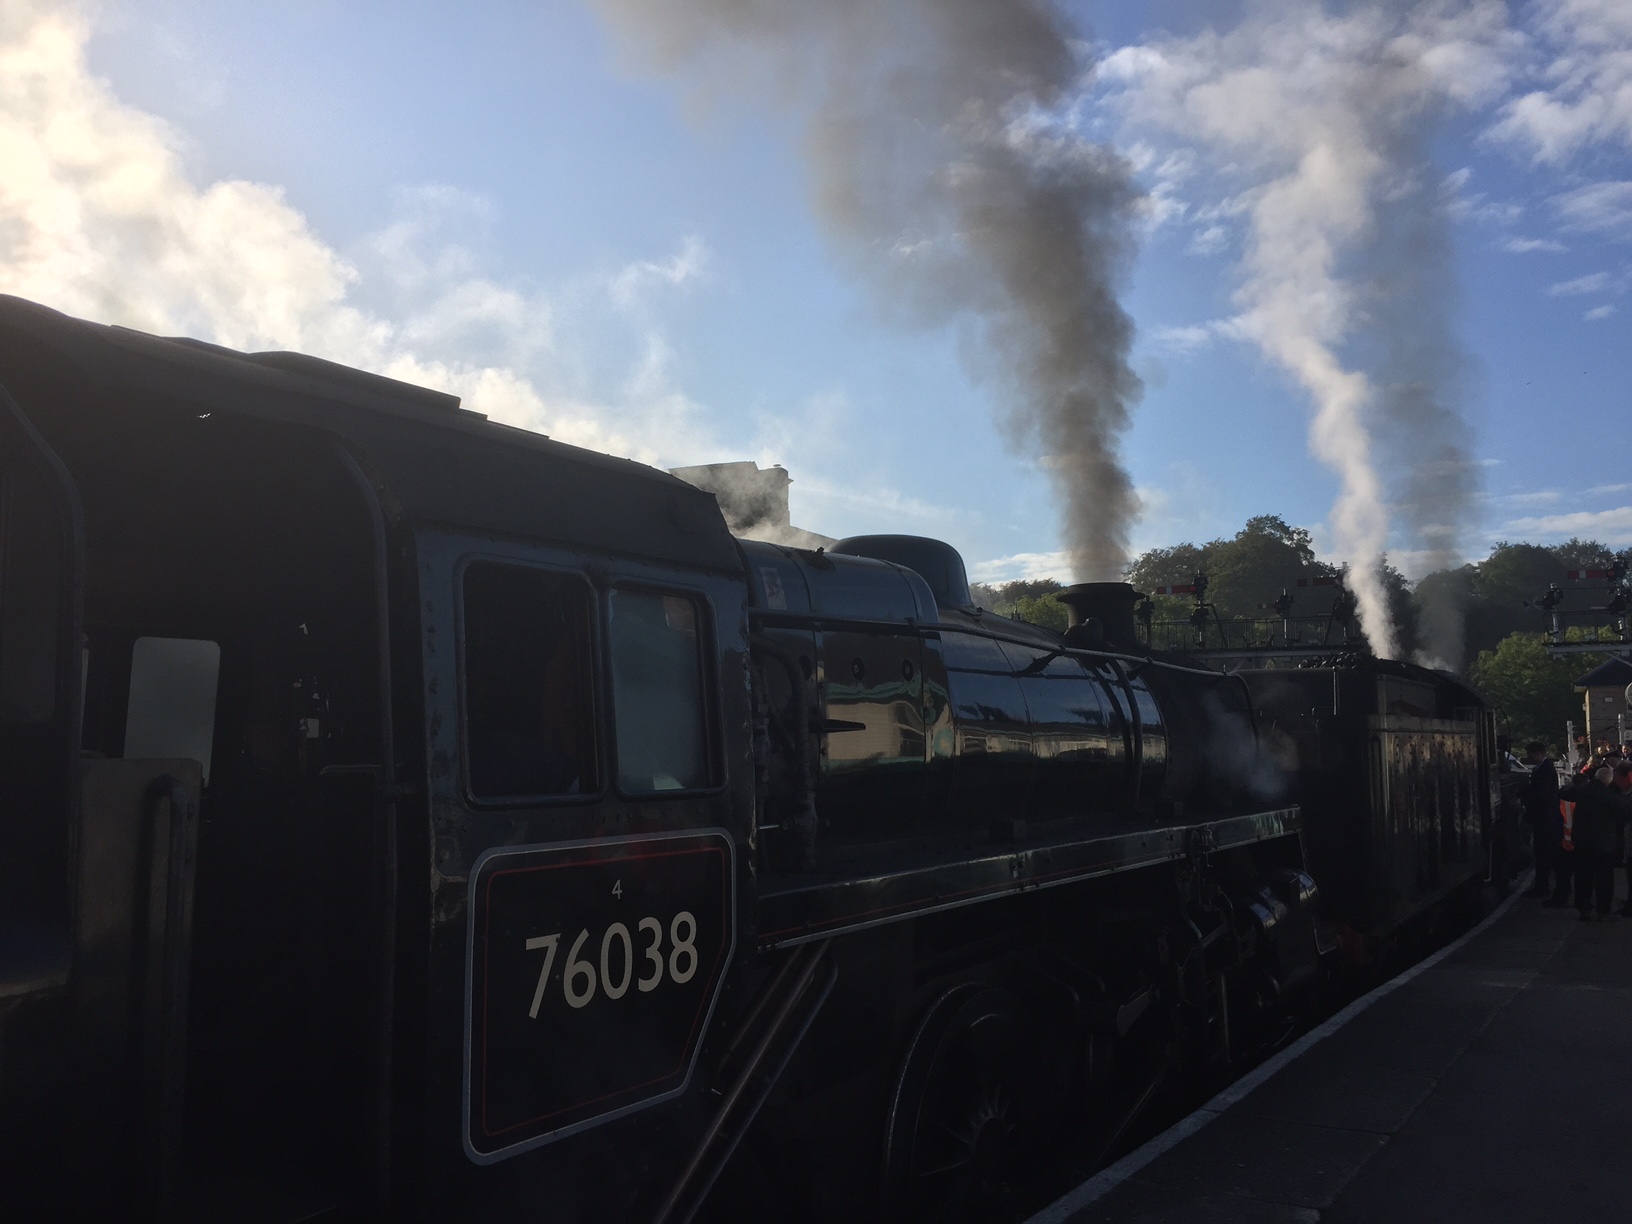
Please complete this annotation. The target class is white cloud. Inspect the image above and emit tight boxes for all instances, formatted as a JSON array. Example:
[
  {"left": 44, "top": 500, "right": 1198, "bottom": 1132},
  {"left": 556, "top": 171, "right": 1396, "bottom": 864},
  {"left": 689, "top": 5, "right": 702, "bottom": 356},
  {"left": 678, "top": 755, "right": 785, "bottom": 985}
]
[
  {"left": 1481, "top": 484, "right": 1632, "bottom": 548},
  {"left": 1148, "top": 323, "right": 1218, "bottom": 354},
  {"left": 1501, "top": 235, "right": 1567, "bottom": 253},
  {"left": 608, "top": 233, "right": 709, "bottom": 308},
  {"left": 1503, "top": 505, "right": 1632, "bottom": 544},
  {"left": 1548, "top": 271, "right": 1612, "bottom": 294},
  {"left": 1553, "top": 180, "right": 1632, "bottom": 239},
  {"left": 1585, "top": 303, "right": 1615, "bottom": 320},
  {"left": 968, "top": 551, "right": 1073, "bottom": 583},
  {"left": 1147, "top": 315, "right": 1249, "bottom": 355},
  {"left": 1389, "top": 547, "right": 1475, "bottom": 581},
  {"left": 1444, "top": 169, "right": 1526, "bottom": 227},
  {"left": 1487, "top": 0, "right": 1632, "bottom": 163},
  {"left": 1140, "top": 189, "right": 1187, "bottom": 229},
  {"left": 795, "top": 476, "right": 962, "bottom": 531},
  {"left": 0, "top": 2, "right": 722, "bottom": 468},
  {"left": 1124, "top": 141, "right": 1197, "bottom": 231},
  {"left": 1497, "top": 488, "right": 1564, "bottom": 506},
  {"left": 365, "top": 184, "right": 494, "bottom": 289},
  {"left": 1188, "top": 224, "right": 1228, "bottom": 255},
  {"left": 1468, "top": 198, "right": 1525, "bottom": 226},
  {"left": 1191, "top": 192, "right": 1255, "bottom": 224}
]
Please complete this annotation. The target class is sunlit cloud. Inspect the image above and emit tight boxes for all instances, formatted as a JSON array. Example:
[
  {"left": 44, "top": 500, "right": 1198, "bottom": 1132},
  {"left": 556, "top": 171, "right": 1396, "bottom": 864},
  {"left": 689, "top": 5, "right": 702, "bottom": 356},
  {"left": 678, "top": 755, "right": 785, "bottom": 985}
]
[
  {"left": 1503, "top": 505, "right": 1632, "bottom": 544},
  {"left": 1487, "top": 0, "right": 1632, "bottom": 164},
  {"left": 968, "top": 551, "right": 1073, "bottom": 583},
  {"left": 1548, "top": 271, "right": 1612, "bottom": 294},
  {"left": 1501, "top": 236, "right": 1567, "bottom": 253},
  {"left": 0, "top": 1, "right": 724, "bottom": 468},
  {"left": 1553, "top": 181, "right": 1632, "bottom": 240}
]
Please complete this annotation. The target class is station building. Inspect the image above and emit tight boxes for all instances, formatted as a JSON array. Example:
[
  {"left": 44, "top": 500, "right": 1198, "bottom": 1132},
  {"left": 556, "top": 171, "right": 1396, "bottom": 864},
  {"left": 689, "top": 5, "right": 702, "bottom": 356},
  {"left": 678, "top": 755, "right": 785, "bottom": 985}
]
[{"left": 1575, "top": 655, "right": 1632, "bottom": 744}]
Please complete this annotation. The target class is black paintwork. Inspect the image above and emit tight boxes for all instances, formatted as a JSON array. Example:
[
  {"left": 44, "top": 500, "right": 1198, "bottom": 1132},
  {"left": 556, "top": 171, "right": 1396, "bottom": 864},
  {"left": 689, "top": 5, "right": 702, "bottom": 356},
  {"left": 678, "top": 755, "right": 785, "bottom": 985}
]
[
  {"left": 0, "top": 297, "right": 1503, "bottom": 1223},
  {"left": 757, "top": 808, "right": 1301, "bottom": 948},
  {"left": 1241, "top": 658, "right": 1498, "bottom": 937}
]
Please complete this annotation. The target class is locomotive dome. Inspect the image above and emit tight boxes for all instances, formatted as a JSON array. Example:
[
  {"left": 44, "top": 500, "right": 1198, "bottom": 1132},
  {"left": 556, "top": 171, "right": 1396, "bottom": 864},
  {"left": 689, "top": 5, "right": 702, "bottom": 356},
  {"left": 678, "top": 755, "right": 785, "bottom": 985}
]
[{"left": 832, "top": 535, "right": 973, "bottom": 610}]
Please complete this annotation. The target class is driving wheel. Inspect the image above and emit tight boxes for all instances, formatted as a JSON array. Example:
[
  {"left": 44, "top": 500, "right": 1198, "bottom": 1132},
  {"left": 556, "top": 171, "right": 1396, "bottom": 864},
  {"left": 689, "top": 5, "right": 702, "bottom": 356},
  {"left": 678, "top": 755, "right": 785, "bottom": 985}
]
[{"left": 881, "top": 984, "right": 1054, "bottom": 1223}]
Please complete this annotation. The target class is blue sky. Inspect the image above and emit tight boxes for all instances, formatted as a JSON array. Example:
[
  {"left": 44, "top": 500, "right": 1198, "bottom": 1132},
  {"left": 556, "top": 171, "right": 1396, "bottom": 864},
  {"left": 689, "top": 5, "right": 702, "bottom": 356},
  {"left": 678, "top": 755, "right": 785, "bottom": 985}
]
[{"left": 3, "top": 0, "right": 1627, "bottom": 585}]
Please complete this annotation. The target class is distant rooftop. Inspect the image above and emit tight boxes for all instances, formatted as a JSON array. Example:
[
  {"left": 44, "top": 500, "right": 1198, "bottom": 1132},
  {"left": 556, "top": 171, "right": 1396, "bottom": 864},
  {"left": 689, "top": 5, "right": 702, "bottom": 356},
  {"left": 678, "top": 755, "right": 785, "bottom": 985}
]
[
  {"left": 1574, "top": 656, "right": 1632, "bottom": 690},
  {"left": 670, "top": 460, "right": 834, "bottom": 551}
]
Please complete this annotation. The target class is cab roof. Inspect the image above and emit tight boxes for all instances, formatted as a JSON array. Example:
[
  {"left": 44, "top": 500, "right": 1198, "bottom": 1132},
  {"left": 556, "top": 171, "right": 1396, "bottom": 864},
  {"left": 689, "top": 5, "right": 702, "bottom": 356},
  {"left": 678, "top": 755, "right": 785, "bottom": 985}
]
[{"left": 0, "top": 295, "right": 740, "bottom": 575}]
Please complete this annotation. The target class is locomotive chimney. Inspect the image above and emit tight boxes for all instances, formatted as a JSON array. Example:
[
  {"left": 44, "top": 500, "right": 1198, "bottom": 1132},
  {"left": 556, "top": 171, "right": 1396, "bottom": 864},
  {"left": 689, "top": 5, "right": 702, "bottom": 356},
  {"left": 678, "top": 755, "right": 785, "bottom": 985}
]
[{"left": 1059, "top": 582, "right": 1143, "bottom": 648}]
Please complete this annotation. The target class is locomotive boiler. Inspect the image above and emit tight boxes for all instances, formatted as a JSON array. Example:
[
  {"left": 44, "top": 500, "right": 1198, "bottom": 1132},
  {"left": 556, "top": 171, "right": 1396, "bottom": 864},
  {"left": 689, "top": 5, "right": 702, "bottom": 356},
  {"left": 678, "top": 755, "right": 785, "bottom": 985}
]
[{"left": 0, "top": 295, "right": 1390, "bottom": 1224}]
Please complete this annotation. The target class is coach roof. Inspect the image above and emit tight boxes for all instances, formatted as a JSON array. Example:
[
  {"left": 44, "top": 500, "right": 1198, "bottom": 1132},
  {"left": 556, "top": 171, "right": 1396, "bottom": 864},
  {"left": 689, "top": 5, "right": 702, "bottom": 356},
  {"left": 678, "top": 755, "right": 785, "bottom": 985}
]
[{"left": 0, "top": 295, "right": 740, "bottom": 574}]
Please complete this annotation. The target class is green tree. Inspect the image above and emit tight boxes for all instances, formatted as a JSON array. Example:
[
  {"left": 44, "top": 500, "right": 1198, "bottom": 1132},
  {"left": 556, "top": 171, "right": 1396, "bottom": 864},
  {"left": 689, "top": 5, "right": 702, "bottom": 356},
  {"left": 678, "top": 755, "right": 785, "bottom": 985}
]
[
  {"left": 1013, "top": 593, "right": 1070, "bottom": 632},
  {"left": 1551, "top": 537, "right": 1619, "bottom": 571},
  {"left": 1464, "top": 542, "right": 1564, "bottom": 658},
  {"left": 1469, "top": 632, "right": 1589, "bottom": 750},
  {"left": 1242, "top": 514, "right": 1317, "bottom": 563},
  {"left": 1380, "top": 557, "right": 1420, "bottom": 661},
  {"left": 1124, "top": 515, "right": 1341, "bottom": 623},
  {"left": 1413, "top": 539, "right": 1631, "bottom": 672},
  {"left": 975, "top": 524, "right": 1629, "bottom": 678},
  {"left": 970, "top": 578, "right": 1063, "bottom": 615},
  {"left": 1123, "top": 542, "right": 1208, "bottom": 589}
]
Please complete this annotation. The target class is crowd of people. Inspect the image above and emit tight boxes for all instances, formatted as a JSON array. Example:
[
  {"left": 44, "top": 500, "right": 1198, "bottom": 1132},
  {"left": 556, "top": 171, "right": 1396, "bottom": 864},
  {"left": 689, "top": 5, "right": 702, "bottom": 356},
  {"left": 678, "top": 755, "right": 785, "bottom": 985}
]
[{"left": 1522, "top": 741, "right": 1632, "bottom": 921}]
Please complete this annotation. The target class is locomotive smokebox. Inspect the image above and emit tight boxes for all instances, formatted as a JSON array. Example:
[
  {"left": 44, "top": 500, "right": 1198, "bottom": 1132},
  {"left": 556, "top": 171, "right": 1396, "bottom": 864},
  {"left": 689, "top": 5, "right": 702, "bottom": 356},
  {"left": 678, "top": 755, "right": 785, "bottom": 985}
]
[{"left": 1059, "top": 582, "right": 1142, "bottom": 648}]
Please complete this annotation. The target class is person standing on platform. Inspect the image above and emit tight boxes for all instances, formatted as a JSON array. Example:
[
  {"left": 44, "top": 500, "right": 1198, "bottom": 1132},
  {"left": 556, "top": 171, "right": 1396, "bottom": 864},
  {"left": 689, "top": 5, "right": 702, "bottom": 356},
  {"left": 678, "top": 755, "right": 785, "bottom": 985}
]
[
  {"left": 1547, "top": 770, "right": 1578, "bottom": 910},
  {"left": 1523, "top": 742, "right": 1561, "bottom": 898},
  {"left": 1562, "top": 767, "right": 1629, "bottom": 921},
  {"left": 1616, "top": 761, "right": 1632, "bottom": 917}
]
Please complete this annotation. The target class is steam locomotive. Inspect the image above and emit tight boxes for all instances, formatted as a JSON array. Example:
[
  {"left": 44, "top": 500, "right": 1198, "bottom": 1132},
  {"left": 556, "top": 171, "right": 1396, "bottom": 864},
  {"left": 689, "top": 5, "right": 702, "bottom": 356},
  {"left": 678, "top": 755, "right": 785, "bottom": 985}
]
[{"left": 0, "top": 296, "right": 1501, "bottom": 1222}]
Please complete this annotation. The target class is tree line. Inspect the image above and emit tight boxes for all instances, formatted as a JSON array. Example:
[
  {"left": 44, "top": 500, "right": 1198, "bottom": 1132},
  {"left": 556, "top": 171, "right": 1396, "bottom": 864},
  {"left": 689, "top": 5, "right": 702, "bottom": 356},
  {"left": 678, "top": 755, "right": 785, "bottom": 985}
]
[{"left": 970, "top": 514, "right": 1631, "bottom": 750}]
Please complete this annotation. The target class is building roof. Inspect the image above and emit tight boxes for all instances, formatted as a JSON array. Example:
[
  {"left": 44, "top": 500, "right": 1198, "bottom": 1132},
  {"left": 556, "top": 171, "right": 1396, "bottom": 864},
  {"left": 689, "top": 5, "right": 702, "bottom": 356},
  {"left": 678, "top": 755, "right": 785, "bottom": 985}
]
[{"left": 1574, "top": 656, "right": 1632, "bottom": 691}]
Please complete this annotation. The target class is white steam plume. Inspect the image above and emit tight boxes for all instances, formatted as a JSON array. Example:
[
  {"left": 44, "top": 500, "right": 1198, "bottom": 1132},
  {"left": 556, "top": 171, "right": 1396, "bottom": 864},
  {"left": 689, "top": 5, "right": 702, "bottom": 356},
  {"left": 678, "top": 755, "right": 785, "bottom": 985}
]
[
  {"left": 1103, "top": 1, "right": 1518, "bottom": 657},
  {"left": 592, "top": 0, "right": 1145, "bottom": 581}
]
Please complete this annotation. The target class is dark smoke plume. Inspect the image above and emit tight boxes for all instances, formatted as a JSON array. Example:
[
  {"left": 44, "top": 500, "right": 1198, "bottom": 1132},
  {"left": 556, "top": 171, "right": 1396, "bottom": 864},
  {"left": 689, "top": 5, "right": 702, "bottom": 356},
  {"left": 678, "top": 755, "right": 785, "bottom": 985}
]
[
  {"left": 593, "top": 0, "right": 1144, "bottom": 580},
  {"left": 1362, "top": 153, "right": 1479, "bottom": 668}
]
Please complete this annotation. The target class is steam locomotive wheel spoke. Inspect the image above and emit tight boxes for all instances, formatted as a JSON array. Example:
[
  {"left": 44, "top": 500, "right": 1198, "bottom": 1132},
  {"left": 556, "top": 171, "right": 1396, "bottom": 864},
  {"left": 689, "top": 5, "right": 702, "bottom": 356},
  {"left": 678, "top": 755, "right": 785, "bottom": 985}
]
[{"left": 883, "top": 985, "right": 1051, "bottom": 1223}]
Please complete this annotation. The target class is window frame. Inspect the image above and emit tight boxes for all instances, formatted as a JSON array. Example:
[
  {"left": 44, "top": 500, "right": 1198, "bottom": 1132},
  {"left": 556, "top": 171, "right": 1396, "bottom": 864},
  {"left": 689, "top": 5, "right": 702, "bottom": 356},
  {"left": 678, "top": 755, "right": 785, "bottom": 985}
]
[
  {"left": 455, "top": 555, "right": 607, "bottom": 809},
  {"left": 603, "top": 582, "right": 724, "bottom": 800}
]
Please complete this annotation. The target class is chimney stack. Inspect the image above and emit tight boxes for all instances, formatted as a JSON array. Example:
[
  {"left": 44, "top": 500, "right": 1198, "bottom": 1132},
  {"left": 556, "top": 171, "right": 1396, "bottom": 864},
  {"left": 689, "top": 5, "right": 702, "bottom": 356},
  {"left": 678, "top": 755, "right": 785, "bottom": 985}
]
[{"left": 1058, "top": 582, "right": 1143, "bottom": 648}]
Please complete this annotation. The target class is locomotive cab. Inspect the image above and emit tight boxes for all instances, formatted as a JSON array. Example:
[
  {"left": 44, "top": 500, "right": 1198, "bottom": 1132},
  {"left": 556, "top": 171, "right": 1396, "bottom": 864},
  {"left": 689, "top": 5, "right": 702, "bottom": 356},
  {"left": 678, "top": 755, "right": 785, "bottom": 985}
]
[
  {"left": 0, "top": 321, "right": 410, "bottom": 1217},
  {"left": 0, "top": 296, "right": 760, "bottom": 1223}
]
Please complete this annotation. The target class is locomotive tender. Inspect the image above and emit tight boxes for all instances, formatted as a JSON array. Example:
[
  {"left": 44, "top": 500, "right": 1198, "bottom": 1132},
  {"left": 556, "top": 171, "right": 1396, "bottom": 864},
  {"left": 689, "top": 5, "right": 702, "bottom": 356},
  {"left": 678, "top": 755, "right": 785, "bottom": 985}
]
[{"left": 0, "top": 297, "right": 1493, "bottom": 1222}]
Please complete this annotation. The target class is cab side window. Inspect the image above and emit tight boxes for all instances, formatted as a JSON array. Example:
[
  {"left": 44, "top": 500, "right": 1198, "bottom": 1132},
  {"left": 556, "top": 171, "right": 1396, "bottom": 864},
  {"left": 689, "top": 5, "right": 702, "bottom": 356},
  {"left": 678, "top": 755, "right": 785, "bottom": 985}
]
[
  {"left": 462, "top": 563, "right": 598, "bottom": 800},
  {"left": 608, "top": 590, "right": 710, "bottom": 793}
]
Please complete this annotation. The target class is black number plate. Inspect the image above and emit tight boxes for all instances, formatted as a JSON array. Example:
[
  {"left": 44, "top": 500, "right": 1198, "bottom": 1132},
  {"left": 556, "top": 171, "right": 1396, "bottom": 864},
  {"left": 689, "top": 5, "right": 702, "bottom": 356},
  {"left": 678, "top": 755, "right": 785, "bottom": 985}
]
[{"left": 464, "top": 830, "right": 735, "bottom": 1162}]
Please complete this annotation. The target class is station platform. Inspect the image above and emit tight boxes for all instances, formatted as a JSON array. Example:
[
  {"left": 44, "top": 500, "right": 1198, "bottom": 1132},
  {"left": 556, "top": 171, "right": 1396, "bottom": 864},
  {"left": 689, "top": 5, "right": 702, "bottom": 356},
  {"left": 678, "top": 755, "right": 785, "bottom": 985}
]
[{"left": 1032, "top": 880, "right": 1632, "bottom": 1223}]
